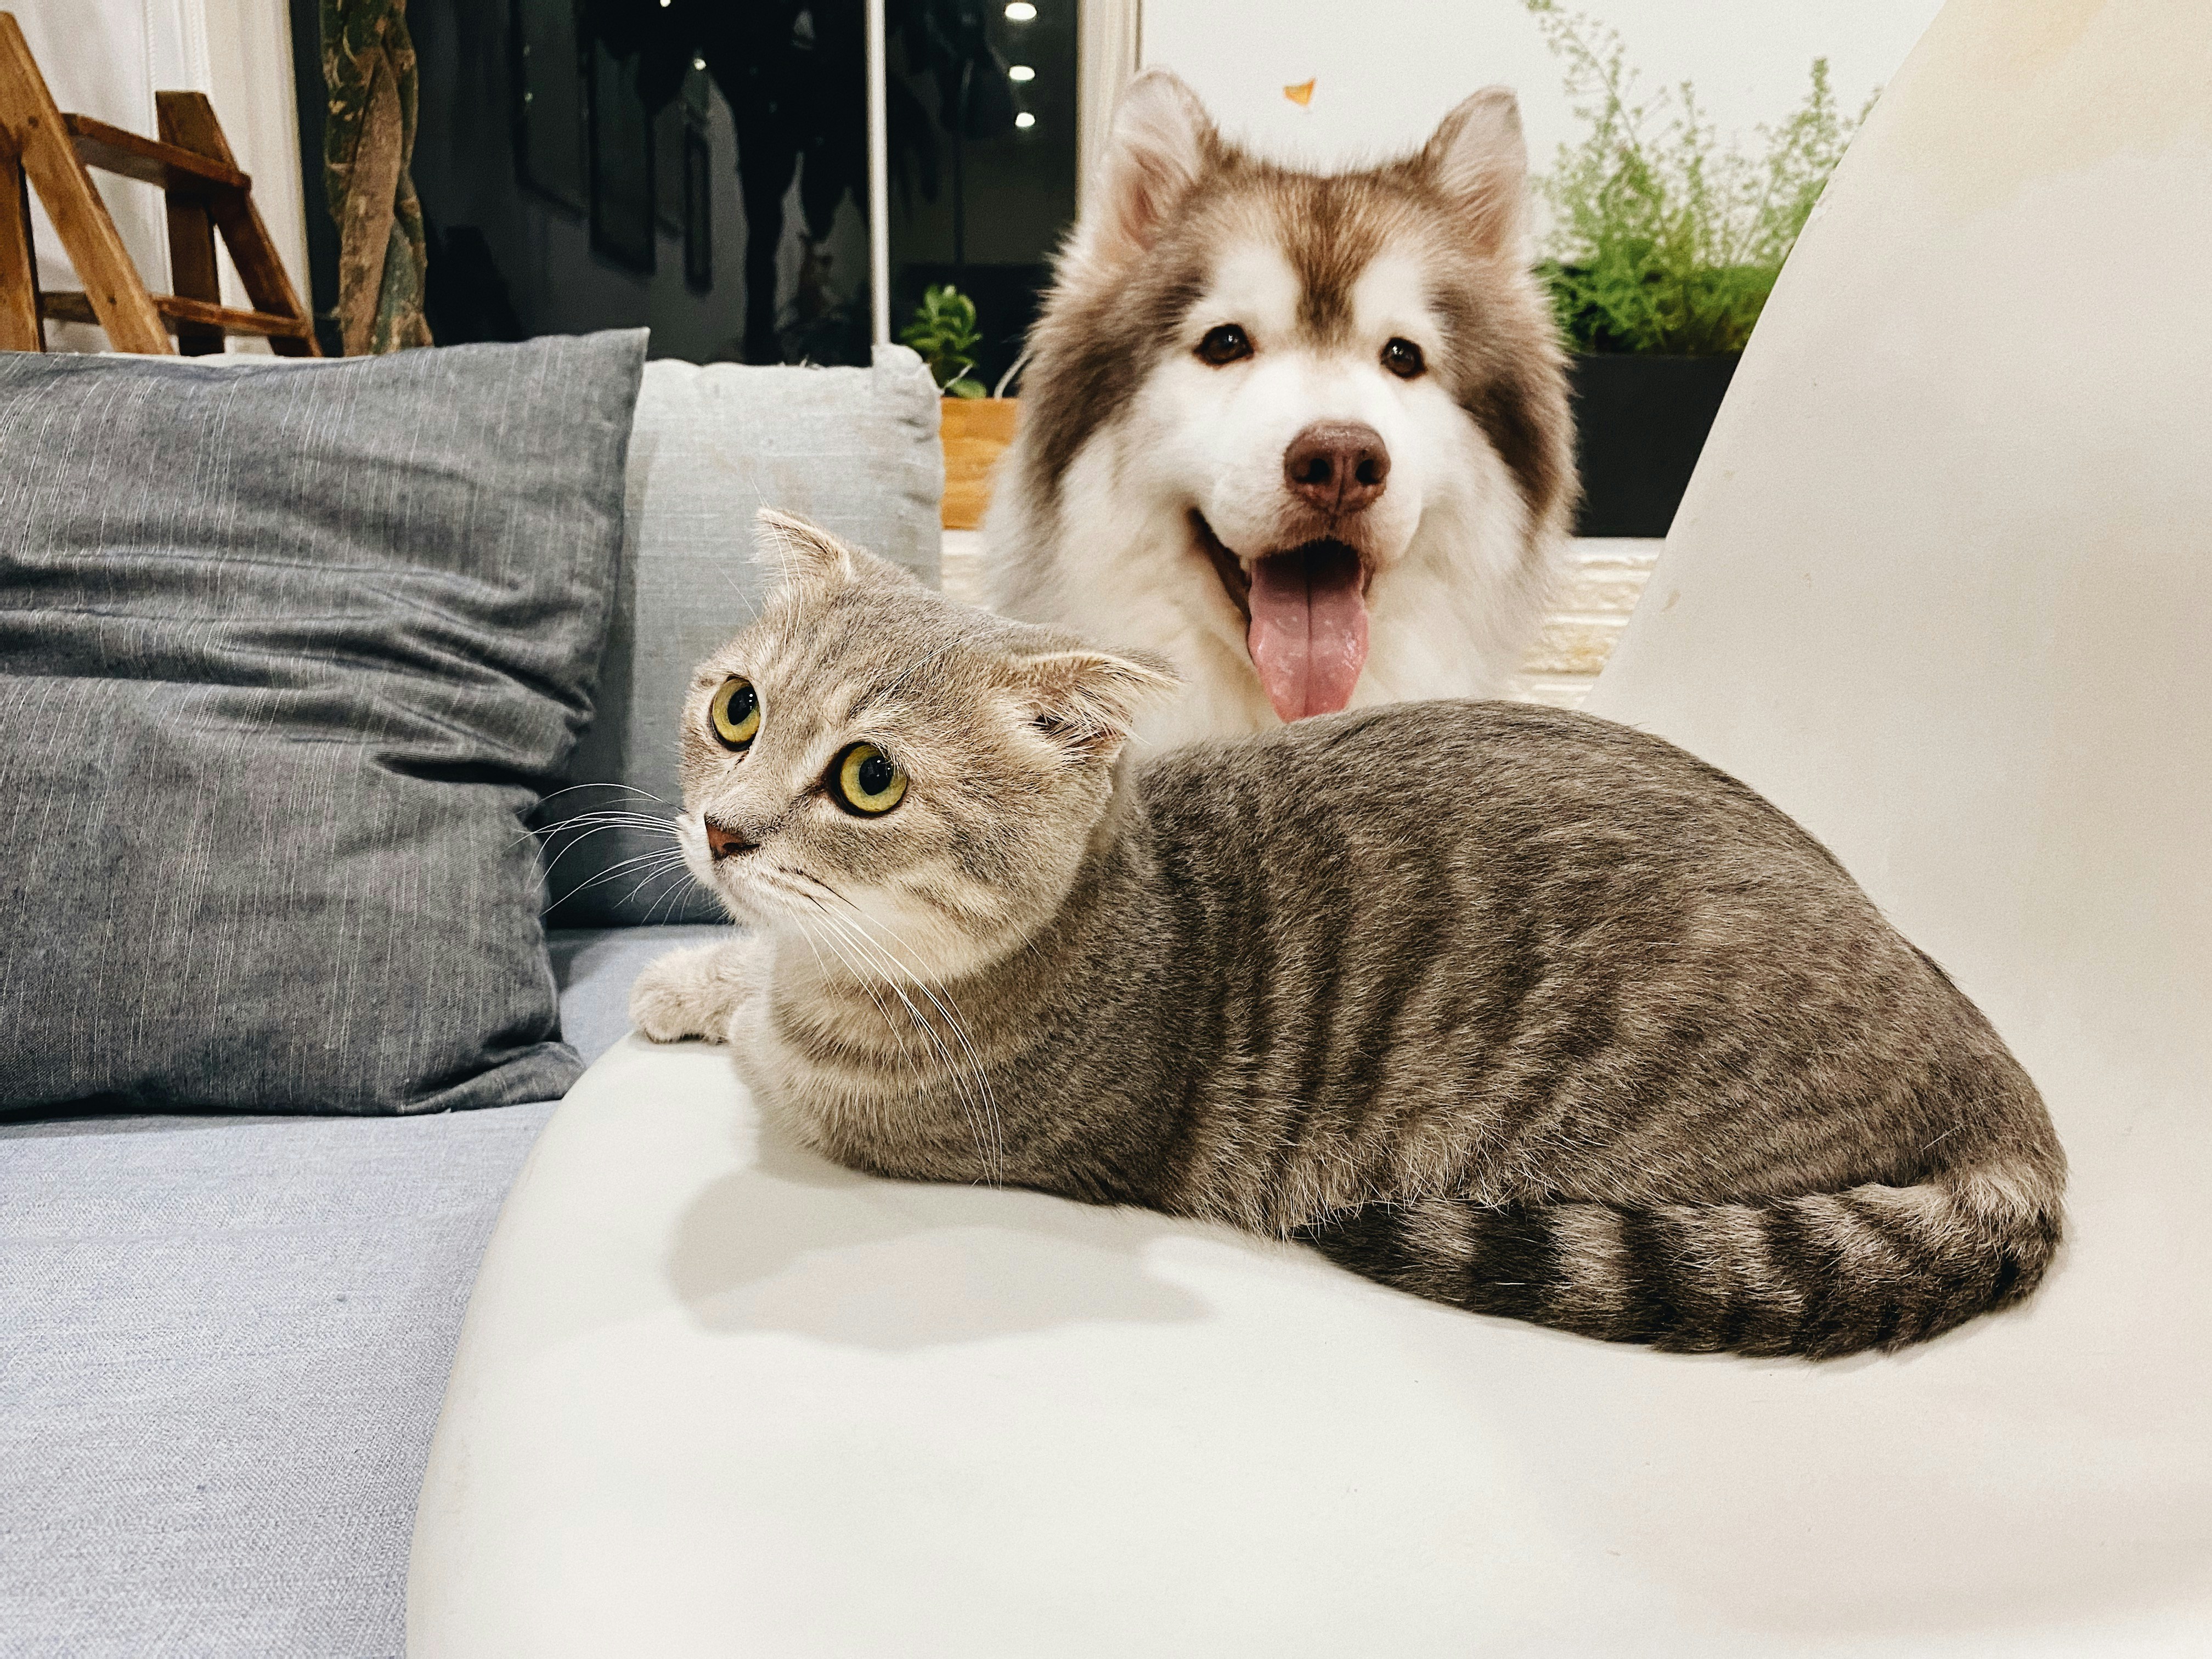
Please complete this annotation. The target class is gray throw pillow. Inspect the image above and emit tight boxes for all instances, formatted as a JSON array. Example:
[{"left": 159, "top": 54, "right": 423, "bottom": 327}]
[
  {"left": 0, "top": 332, "right": 646, "bottom": 1114},
  {"left": 538, "top": 349, "right": 943, "bottom": 926}
]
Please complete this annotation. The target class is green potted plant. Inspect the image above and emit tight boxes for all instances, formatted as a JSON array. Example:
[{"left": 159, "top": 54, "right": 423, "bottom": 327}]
[
  {"left": 900, "top": 282, "right": 988, "bottom": 399},
  {"left": 1527, "top": 1, "right": 1870, "bottom": 535},
  {"left": 902, "top": 283, "right": 1019, "bottom": 529}
]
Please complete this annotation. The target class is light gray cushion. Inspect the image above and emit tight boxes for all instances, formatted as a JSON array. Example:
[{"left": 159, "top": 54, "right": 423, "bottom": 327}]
[
  {"left": 0, "top": 1101, "right": 555, "bottom": 1657},
  {"left": 539, "top": 346, "right": 941, "bottom": 926},
  {"left": 0, "top": 333, "right": 646, "bottom": 1115}
]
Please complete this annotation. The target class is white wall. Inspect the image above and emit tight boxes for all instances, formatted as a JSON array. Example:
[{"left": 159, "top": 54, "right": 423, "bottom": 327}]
[
  {"left": 1141, "top": 0, "right": 1945, "bottom": 178},
  {"left": 13, "top": 0, "right": 309, "bottom": 351}
]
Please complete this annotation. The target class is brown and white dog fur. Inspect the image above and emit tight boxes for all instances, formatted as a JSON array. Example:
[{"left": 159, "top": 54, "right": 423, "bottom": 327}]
[{"left": 983, "top": 69, "right": 1576, "bottom": 751}]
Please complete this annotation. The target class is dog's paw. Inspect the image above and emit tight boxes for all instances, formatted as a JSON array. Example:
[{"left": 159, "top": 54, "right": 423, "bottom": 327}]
[{"left": 629, "top": 943, "right": 744, "bottom": 1045}]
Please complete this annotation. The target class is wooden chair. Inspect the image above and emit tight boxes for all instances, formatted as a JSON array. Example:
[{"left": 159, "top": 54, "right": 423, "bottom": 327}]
[{"left": 0, "top": 12, "right": 318, "bottom": 356}]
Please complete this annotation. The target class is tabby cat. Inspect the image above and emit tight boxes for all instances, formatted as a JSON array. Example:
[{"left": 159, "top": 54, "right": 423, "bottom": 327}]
[{"left": 631, "top": 511, "right": 2066, "bottom": 1358}]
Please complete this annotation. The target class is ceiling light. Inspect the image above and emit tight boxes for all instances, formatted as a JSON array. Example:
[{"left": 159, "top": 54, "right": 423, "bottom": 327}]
[
  {"left": 1008, "top": 64, "right": 1035, "bottom": 82},
  {"left": 1006, "top": 3, "right": 1037, "bottom": 18},
  {"left": 691, "top": 55, "right": 706, "bottom": 70},
  {"left": 1014, "top": 111, "right": 1036, "bottom": 129}
]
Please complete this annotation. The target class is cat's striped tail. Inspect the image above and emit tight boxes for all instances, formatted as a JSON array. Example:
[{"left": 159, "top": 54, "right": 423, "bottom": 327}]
[{"left": 1291, "top": 1163, "right": 2064, "bottom": 1358}]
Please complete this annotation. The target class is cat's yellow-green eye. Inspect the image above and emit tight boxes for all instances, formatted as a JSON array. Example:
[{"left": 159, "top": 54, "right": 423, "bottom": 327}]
[
  {"left": 833, "top": 743, "right": 907, "bottom": 815},
  {"left": 710, "top": 676, "right": 760, "bottom": 749}
]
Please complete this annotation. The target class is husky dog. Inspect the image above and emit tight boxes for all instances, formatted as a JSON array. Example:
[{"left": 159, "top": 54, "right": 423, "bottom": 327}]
[{"left": 984, "top": 70, "right": 1576, "bottom": 750}]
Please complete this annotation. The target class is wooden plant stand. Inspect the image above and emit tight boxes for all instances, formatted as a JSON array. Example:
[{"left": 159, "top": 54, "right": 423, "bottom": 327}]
[
  {"left": 939, "top": 397, "right": 1020, "bottom": 530},
  {"left": 0, "top": 12, "right": 318, "bottom": 355}
]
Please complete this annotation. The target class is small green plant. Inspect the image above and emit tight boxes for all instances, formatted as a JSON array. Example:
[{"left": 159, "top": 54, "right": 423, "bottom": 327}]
[
  {"left": 899, "top": 284, "right": 988, "bottom": 398},
  {"left": 1527, "top": 1, "right": 1874, "bottom": 356}
]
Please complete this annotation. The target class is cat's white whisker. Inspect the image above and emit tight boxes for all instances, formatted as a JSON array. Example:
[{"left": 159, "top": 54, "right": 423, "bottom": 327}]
[
  {"left": 805, "top": 896, "right": 1002, "bottom": 1184},
  {"left": 526, "top": 815, "right": 683, "bottom": 882},
  {"left": 538, "top": 810, "right": 679, "bottom": 828},
  {"left": 549, "top": 847, "right": 691, "bottom": 911},
  {"left": 810, "top": 909, "right": 994, "bottom": 1165},
  {"left": 810, "top": 910, "right": 986, "bottom": 1160},
  {"left": 789, "top": 905, "right": 932, "bottom": 1125},
  {"left": 821, "top": 896, "right": 1006, "bottom": 1186},
  {"left": 619, "top": 856, "right": 699, "bottom": 917},
  {"left": 513, "top": 813, "right": 665, "bottom": 855},
  {"left": 536, "top": 782, "right": 670, "bottom": 806}
]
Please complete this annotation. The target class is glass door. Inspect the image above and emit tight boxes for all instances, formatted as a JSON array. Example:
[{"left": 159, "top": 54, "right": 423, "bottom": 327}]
[
  {"left": 289, "top": 0, "right": 881, "bottom": 364},
  {"left": 883, "top": 0, "right": 1078, "bottom": 391}
]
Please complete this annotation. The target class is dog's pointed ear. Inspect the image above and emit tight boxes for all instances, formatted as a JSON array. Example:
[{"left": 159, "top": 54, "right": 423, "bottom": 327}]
[
  {"left": 752, "top": 508, "right": 913, "bottom": 592},
  {"left": 1070, "top": 69, "right": 1217, "bottom": 274},
  {"left": 1420, "top": 86, "right": 1529, "bottom": 253},
  {"left": 1008, "top": 647, "right": 1182, "bottom": 764}
]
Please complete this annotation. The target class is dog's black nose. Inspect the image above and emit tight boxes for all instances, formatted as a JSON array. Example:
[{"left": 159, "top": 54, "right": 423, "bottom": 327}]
[
  {"left": 703, "top": 818, "right": 757, "bottom": 860},
  {"left": 1284, "top": 422, "right": 1391, "bottom": 515}
]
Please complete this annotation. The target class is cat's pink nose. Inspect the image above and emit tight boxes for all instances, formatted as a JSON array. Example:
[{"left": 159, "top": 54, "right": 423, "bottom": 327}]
[{"left": 704, "top": 818, "right": 755, "bottom": 860}]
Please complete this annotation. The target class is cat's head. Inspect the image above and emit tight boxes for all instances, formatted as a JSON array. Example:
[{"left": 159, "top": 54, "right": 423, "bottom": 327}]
[{"left": 671, "top": 510, "right": 1180, "bottom": 978}]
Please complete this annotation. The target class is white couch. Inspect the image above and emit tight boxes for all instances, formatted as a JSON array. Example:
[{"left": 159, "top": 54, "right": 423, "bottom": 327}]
[{"left": 408, "top": 1, "right": 2212, "bottom": 1650}]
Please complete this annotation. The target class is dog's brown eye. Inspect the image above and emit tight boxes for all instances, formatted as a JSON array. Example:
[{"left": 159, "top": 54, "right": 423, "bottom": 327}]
[
  {"left": 1197, "top": 324, "right": 1253, "bottom": 366},
  {"left": 1382, "top": 338, "right": 1425, "bottom": 379}
]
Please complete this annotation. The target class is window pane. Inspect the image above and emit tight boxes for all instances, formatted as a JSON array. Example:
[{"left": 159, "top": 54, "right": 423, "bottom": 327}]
[
  {"left": 289, "top": 0, "right": 876, "bottom": 365},
  {"left": 887, "top": 0, "right": 1079, "bottom": 392}
]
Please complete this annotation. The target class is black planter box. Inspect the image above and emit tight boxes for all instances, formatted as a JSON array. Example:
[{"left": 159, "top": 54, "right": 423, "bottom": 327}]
[{"left": 1568, "top": 353, "right": 1740, "bottom": 538}]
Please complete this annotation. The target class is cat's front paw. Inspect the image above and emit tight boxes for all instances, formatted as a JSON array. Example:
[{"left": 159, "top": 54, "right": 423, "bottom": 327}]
[{"left": 629, "top": 941, "right": 746, "bottom": 1045}]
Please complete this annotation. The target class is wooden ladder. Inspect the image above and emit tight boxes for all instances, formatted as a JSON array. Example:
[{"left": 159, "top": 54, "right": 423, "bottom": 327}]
[{"left": 0, "top": 12, "right": 318, "bottom": 356}]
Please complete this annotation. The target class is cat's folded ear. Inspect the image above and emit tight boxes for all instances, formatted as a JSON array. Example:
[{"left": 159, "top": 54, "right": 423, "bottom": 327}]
[
  {"left": 752, "top": 507, "right": 916, "bottom": 592},
  {"left": 1009, "top": 647, "right": 1182, "bottom": 764}
]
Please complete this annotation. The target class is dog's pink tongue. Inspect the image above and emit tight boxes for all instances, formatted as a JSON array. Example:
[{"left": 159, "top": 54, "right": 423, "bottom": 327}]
[{"left": 1246, "top": 543, "right": 1369, "bottom": 723}]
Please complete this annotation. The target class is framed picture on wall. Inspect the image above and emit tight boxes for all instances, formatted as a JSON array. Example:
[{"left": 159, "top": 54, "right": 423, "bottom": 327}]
[
  {"left": 586, "top": 38, "right": 654, "bottom": 274},
  {"left": 511, "top": 0, "right": 584, "bottom": 213},
  {"left": 682, "top": 121, "right": 712, "bottom": 294},
  {"left": 654, "top": 99, "right": 684, "bottom": 237}
]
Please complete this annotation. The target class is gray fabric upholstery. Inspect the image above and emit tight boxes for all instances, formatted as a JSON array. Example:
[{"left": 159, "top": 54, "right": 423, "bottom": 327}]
[
  {"left": 0, "top": 340, "right": 895, "bottom": 1651},
  {"left": 0, "top": 929, "right": 725, "bottom": 1654},
  {"left": 0, "top": 334, "right": 646, "bottom": 1115},
  {"left": 0, "top": 1101, "right": 556, "bottom": 1657},
  {"left": 0, "top": 926, "right": 708, "bottom": 1657},
  {"left": 548, "top": 924, "right": 736, "bottom": 1065},
  {"left": 539, "top": 346, "right": 941, "bottom": 926}
]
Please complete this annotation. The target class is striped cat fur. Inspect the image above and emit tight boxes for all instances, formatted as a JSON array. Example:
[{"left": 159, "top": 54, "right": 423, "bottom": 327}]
[{"left": 631, "top": 512, "right": 2066, "bottom": 1359}]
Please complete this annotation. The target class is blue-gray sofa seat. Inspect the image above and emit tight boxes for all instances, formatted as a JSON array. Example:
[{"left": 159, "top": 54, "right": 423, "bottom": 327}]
[{"left": 0, "top": 929, "right": 710, "bottom": 1655}]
